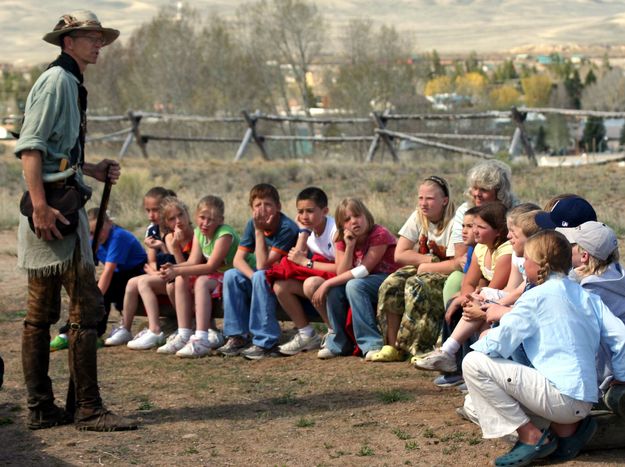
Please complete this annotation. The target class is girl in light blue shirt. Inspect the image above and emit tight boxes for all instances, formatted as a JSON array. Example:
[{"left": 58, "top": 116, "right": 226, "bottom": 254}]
[{"left": 463, "top": 230, "right": 625, "bottom": 466}]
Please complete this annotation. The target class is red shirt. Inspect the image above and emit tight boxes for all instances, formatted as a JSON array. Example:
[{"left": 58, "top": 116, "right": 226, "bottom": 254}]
[{"left": 336, "top": 224, "right": 399, "bottom": 274}]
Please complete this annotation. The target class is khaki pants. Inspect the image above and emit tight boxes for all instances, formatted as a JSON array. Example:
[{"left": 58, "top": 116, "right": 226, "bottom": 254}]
[{"left": 462, "top": 351, "right": 592, "bottom": 439}]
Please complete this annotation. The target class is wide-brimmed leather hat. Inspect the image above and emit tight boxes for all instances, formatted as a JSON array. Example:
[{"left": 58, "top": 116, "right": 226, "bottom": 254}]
[{"left": 43, "top": 10, "right": 119, "bottom": 47}]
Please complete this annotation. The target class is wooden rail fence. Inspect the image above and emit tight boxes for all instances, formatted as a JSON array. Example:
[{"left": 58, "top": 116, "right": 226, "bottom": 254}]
[{"left": 5, "top": 107, "right": 625, "bottom": 165}]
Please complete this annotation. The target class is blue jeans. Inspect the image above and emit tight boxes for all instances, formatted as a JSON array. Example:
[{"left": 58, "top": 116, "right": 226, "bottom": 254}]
[
  {"left": 324, "top": 274, "right": 387, "bottom": 355},
  {"left": 222, "top": 269, "right": 280, "bottom": 348}
]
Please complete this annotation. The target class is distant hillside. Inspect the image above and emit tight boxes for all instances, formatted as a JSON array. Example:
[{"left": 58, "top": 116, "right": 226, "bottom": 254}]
[{"left": 3, "top": 0, "right": 625, "bottom": 65}]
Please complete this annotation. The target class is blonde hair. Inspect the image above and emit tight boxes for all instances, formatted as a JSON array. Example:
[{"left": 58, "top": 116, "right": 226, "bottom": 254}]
[
  {"left": 465, "top": 160, "right": 516, "bottom": 208},
  {"left": 576, "top": 244, "right": 620, "bottom": 278},
  {"left": 506, "top": 203, "right": 540, "bottom": 225},
  {"left": 159, "top": 196, "right": 191, "bottom": 235},
  {"left": 197, "top": 195, "right": 225, "bottom": 218},
  {"left": 417, "top": 177, "right": 456, "bottom": 236},
  {"left": 524, "top": 230, "right": 572, "bottom": 285},
  {"left": 514, "top": 211, "right": 542, "bottom": 238},
  {"left": 335, "top": 198, "right": 375, "bottom": 243}
]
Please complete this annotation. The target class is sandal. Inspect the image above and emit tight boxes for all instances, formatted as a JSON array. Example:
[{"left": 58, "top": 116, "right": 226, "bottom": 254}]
[
  {"left": 370, "top": 345, "right": 404, "bottom": 362},
  {"left": 495, "top": 429, "right": 558, "bottom": 467},
  {"left": 550, "top": 416, "right": 597, "bottom": 461}
]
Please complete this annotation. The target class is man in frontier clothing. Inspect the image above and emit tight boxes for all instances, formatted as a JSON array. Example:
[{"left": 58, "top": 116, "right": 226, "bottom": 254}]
[{"left": 15, "top": 10, "right": 136, "bottom": 431}]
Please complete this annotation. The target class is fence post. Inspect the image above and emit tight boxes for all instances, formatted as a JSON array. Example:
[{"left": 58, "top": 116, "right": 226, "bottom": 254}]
[
  {"left": 119, "top": 111, "right": 148, "bottom": 159},
  {"left": 366, "top": 111, "right": 398, "bottom": 163},
  {"left": 234, "top": 110, "right": 269, "bottom": 161},
  {"left": 510, "top": 106, "right": 536, "bottom": 166}
]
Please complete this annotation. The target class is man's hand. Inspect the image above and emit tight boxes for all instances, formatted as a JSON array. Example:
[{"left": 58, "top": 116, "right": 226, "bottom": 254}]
[
  {"left": 88, "top": 159, "right": 121, "bottom": 183},
  {"left": 32, "top": 204, "right": 69, "bottom": 241}
]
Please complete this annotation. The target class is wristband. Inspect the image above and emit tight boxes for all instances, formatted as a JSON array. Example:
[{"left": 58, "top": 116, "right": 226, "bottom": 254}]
[
  {"left": 350, "top": 265, "right": 369, "bottom": 279},
  {"left": 306, "top": 259, "right": 314, "bottom": 269},
  {"left": 299, "top": 228, "right": 312, "bottom": 235}
]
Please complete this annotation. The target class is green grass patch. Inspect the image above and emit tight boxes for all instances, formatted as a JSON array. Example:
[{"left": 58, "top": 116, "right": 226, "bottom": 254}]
[
  {"left": 376, "top": 388, "right": 412, "bottom": 404},
  {"left": 295, "top": 417, "right": 315, "bottom": 428},
  {"left": 405, "top": 440, "right": 419, "bottom": 451},
  {"left": 393, "top": 428, "right": 412, "bottom": 440},
  {"left": 357, "top": 444, "right": 374, "bottom": 457}
]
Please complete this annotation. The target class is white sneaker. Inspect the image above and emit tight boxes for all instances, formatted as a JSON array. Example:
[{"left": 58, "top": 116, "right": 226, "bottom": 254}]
[
  {"left": 364, "top": 349, "right": 380, "bottom": 362},
  {"left": 279, "top": 333, "right": 322, "bottom": 356},
  {"left": 413, "top": 348, "right": 458, "bottom": 373},
  {"left": 156, "top": 333, "right": 189, "bottom": 354},
  {"left": 207, "top": 329, "right": 225, "bottom": 349},
  {"left": 104, "top": 327, "right": 132, "bottom": 346},
  {"left": 176, "top": 336, "right": 212, "bottom": 358},
  {"left": 317, "top": 347, "right": 338, "bottom": 359},
  {"left": 126, "top": 329, "right": 165, "bottom": 350}
]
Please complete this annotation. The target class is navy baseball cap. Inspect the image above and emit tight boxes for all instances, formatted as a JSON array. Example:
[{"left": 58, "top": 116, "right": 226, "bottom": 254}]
[{"left": 535, "top": 196, "right": 597, "bottom": 229}]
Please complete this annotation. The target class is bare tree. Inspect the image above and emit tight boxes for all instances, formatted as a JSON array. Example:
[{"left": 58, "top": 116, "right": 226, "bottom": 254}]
[{"left": 581, "top": 67, "right": 625, "bottom": 111}]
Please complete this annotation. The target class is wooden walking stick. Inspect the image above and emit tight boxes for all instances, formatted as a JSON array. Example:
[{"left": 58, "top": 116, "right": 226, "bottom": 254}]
[{"left": 91, "top": 179, "right": 113, "bottom": 260}]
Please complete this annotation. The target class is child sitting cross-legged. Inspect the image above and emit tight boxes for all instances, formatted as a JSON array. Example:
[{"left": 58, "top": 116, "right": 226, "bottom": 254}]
[
  {"left": 462, "top": 230, "right": 625, "bottom": 466},
  {"left": 156, "top": 196, "right": 239, "bottom": 357}
]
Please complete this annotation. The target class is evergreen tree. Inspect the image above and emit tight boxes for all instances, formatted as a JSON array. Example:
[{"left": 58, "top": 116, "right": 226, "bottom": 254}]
[
  {"left": 584, "top": 69, "right": 597, "bottom": 87},
  {"left": 582, "top": 117, "right": 606, "bottom": 152}
]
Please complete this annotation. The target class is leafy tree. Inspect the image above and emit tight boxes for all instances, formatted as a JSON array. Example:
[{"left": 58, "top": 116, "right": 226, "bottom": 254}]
[
  {"left": 489, "top": 85, "right": 521, "bottom": 109},
  {"left": 521, "top": 75, "right": 552, "bottom": 107},
  {"left": 424, "top": 76, "right": 454, "bottom": 96},
  {"left": 455, "top": 72, "right": 487, "bottom": 104},
  {"left": 546, "top": 114, "right": 570, "bottom": 154},
  {"left": 581, "top": 116, "right": 606, "bottom": 153}
]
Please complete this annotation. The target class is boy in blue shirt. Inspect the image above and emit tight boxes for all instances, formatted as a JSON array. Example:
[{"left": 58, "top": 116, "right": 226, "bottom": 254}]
[{"left": 218, "top": 184, "right": 298, "bottom": 359}]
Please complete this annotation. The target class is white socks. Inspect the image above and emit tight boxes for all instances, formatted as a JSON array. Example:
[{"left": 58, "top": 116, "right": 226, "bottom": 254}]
[
  {"left": 194, "top": 330, "right": 209, "bottom": 342},
  {"left": 441, "top": 337, "right": 460, "bottom": 356},
  {"left": 179, "top": 328, "right": 193, "bottom": 341},
  {"left": 298, "top": 325, "right": 315, "bottom": 338}
]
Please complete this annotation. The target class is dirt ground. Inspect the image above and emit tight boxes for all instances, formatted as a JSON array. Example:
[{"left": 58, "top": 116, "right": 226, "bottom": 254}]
[{"left": 0, "top": 228, "right": 624, "bottom": 466}]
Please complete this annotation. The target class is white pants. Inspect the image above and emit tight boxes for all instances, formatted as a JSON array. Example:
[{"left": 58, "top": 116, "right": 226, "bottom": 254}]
[{"left": 462, "top": 351, "right": 592, "bottom": 438}]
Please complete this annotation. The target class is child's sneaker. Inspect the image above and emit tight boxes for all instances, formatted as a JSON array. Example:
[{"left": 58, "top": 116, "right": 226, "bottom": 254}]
[
  {"left": 207, "top": 329, "right": 225, "bottom": 349},
  {"left": 413, "top": 348, "right": 458, "bottom": 373},
  {"left": 432, "top": 374, "right": 464, "bottom": 388},
  {"left": 279, "top": 333, "right": 321, "bottom": 356},
  {"left": 217, "top": 336, "right": 250, "bottom": 357},
  {"left": 156, "top": 333, "right": 188, "bottom": 354},
  {"left": 176, "top": 336, "right": 212, "bottom": 358},
  {"left": 317, "top": 347, "right": 338, "bottom": 359},
  {"left": 50, "top": 335, "right": 68, "bottom": 352},
  {"left": 104, "top": 327, "right": 132, "bottom": 346},
  {"left": 127, "top": 329, "right": 165, "bottom": 350}
]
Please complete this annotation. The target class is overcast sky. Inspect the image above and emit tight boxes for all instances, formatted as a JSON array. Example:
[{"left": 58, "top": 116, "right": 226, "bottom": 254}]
[{"left": 3, "top": 1, "right": 625, "bottom": 66}]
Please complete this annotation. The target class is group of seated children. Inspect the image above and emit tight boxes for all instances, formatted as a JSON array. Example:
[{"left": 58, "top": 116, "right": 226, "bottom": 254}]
[{"left": 49, "top": 159, "right": 625, "bottom": 465}]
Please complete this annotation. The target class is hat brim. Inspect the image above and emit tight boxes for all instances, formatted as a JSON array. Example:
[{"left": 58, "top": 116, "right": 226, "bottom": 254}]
[
  {"left": 535, "top": 211, "right": 557, "bottom": 230},
  {"left": 554, "top": 227, "right": 578, "bottom": 244},
  {"left": 43, "top": 26, "right": 120, "bottom": 47}
]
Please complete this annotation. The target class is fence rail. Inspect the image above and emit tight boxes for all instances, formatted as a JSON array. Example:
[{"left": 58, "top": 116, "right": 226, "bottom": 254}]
[{"left": 5, "top": 107, "right": 625, "bottom": 164}]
